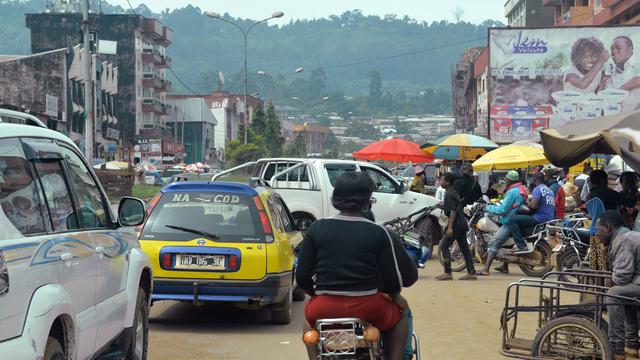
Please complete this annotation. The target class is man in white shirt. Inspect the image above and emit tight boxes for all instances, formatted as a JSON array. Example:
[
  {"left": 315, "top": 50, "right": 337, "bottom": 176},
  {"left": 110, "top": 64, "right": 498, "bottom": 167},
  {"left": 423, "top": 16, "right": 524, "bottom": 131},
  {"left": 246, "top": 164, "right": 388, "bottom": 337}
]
[{"left": 605, "top": 36, "right": 640, "bottom": 110}]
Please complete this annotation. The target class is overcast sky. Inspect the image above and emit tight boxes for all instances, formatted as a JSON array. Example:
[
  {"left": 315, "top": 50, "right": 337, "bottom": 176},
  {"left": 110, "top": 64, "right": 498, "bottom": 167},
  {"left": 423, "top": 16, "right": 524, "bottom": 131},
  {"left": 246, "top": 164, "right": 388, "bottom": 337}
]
[{"left": 109, "top": 0, "right": 507, "bottom": 25}]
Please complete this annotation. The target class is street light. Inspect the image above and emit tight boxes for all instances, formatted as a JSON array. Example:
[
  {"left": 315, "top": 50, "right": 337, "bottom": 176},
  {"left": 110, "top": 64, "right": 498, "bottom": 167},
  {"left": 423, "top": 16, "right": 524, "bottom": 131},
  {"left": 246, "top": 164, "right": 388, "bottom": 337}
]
[{"left": 206, "top": 10, "right": 284, "bottom": 144}]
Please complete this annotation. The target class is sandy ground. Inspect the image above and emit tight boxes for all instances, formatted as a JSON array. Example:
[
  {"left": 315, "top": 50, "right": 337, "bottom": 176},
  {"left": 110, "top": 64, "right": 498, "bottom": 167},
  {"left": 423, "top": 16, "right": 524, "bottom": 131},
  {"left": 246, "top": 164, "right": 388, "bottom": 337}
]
[{"left": 147, "top": 261, "right": 542, "bottom": 360}]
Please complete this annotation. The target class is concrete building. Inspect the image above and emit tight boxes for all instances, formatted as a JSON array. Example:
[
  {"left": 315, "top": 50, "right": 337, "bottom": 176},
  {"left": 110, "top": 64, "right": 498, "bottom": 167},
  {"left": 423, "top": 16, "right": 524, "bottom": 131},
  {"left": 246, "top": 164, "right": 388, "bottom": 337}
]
[
  {"left": 25, "top": 11, "right": 173, "bottom": 151},
  {"left": 473, "top": 48, "right": 489, "bottom": 138},
  {"left": 452, "top": 47, "right": 485, "bottom": 133},
  {"left": 167, "top": 96, "right": 218, "bottom": 166},
  {"left": 0, "top": 45, "right": 120, "bottom": 161},
  {"left": 505, "top": 0, "right": 555, "bottom": 26},
  {"left": 543, "top": 0, "right": 640, "bottom": 25},
  {"left": 290, "top": 124, "right": 331, "bottom": 154},
  {"left": 207, "top": 91, "right": 263, "bottom": 150}
]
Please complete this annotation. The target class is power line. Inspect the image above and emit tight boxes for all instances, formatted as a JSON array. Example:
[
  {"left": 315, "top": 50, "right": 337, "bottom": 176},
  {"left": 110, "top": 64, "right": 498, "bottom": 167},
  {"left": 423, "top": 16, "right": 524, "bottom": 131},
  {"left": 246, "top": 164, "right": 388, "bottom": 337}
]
[
  {"left": 125, "top": 0, "right": 137, "bottom": 15},
  {"left": 323, "top": 37, "right": 487, "bottom": 70},
  {"left": 168, "top": 67, "right": 201, "bottom": 95}
]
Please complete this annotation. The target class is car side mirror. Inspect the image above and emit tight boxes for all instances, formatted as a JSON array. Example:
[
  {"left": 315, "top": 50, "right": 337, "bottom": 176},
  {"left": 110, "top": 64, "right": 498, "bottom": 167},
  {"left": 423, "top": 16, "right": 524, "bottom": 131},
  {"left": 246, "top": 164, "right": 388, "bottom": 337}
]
[
  {"left": 399, "top": 180, "right": 407, "bottom": 194},
  {"left": 0, "top": 251, "right": 8, "bottom": 296},
  {"left": 118, "top": 197, "right": 146, "bottom": 227}
]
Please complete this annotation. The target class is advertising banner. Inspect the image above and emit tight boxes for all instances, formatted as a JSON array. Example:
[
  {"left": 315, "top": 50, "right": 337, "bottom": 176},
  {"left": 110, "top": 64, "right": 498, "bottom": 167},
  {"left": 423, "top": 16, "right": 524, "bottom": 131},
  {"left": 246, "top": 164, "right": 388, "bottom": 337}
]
[{"left": 489, "top": 26, "right": 640, "bottom": 143}]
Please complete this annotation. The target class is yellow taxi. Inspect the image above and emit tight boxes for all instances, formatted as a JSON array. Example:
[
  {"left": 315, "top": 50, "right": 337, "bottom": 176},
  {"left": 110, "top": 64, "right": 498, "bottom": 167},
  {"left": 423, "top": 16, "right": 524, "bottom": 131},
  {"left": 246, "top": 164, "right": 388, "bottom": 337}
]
[{"left": 139, "top": 180, "right": 303, "bottom": 324}]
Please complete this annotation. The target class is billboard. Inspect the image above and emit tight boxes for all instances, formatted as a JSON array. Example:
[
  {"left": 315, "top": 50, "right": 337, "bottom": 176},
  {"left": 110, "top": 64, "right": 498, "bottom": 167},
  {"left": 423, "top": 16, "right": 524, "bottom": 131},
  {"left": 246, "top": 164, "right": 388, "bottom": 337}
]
[{"left": 488, "top": 26, "right": 640, "bottom": 143}]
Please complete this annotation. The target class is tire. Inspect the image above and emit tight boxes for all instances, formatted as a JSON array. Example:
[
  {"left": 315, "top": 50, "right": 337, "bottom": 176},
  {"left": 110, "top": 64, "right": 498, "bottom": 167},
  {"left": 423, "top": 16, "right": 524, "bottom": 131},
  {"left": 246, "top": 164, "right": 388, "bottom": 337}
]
[
  {"left": 531, "top": 316, "right": 612, "bottom": 360},
  {"left": 44, "top": 337, "right": 65, "bottom": 360},
  {"left": 293, "top": 285, "right": 306, "bottom": 302},
  {"left": 292, "top": 213, "right": 315, "bottom": 232},
  {"left": 437, "top": 240, "right": 467, "bottom": 273},
  {"left": 556, "top": 250, "right": 584, "bottom": 283},
  {"left": 271, "top": 286, "right": 293, "bottom": 325},
  {"left": 126, "top": 288, "right": 149, "bottom": 360},
  {"left": 518, "top": 241, "right": 553, "bottom": 277}
]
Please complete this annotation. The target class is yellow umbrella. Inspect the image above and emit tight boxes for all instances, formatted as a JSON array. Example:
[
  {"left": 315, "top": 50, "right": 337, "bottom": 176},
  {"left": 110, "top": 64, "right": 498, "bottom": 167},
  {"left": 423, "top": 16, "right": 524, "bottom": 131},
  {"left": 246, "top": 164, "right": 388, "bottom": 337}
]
[{"left": 472, "top": 142, "right": 548, "bottom": 171}]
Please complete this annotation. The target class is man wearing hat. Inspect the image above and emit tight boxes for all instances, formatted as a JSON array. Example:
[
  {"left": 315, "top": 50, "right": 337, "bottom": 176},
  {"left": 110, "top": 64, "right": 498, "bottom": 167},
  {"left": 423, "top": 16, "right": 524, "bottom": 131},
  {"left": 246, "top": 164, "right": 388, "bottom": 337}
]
[{"left": 477, "top": 170, "right": 529, "bottom": 275}]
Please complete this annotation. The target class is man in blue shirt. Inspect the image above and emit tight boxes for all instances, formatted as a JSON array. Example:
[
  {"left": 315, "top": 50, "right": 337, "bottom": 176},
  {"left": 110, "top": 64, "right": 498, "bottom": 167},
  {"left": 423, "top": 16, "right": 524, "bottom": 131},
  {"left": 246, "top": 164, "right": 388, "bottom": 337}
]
[
  {"left": 508, "top": 173, "right": 555, "bottom": 255},
  {"left": 477, "top": 170, "right": 528, "bottom": 276}
]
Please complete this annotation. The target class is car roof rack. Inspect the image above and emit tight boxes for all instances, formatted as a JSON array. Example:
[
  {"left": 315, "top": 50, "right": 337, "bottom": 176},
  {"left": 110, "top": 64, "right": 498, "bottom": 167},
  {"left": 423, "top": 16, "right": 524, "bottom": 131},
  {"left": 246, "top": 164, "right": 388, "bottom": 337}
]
[{"left": 0, "top": 108, "right": 48, "bottom": 128}]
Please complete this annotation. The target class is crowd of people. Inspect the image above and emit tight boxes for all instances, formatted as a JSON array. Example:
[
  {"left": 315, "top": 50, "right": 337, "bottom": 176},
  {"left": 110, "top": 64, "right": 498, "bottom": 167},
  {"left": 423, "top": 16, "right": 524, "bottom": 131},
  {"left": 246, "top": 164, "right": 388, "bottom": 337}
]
[{"left": 294, "top": 159, "right": 640, "bottom": 359}]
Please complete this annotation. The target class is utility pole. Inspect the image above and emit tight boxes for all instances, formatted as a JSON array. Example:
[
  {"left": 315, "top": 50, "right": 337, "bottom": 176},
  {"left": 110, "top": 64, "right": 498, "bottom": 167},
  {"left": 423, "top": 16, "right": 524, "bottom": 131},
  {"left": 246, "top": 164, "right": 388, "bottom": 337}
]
[{"left": 82, "top": 0, "right": 94, "bottom": 165}]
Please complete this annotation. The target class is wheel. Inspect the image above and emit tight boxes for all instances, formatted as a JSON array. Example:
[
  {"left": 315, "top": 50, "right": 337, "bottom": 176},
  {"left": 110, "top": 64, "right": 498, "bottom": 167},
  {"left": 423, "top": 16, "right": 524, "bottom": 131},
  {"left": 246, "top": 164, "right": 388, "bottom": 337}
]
[
  {"left": 531, "top": 316, "right": 612, "bottom": 360},
  {"left": 293, "top": 285, "right": 306, "bottom": 302},
  {"left": 126, "top": 288, "right": 149, "bottom": 360},
  {"left": 518, "top": 241, "right": 553, "bottom": 277},
  {"left": 414, "top": 217, "right": 437, "bottom": 253},
  {"left": 437, "top": 241, "right": 467, "bottom": 272},
  {"left": 292, "top": 213, "right": 315, "bottom": 232},
  {"left": 271, "top": 286, "right": 293, "bottom": 325},
  {"left": 44, "top": 337, "right": 65, "bottom": 360},
  {"left": 556, "top": 250, "right": 585, "bottom": 283}
]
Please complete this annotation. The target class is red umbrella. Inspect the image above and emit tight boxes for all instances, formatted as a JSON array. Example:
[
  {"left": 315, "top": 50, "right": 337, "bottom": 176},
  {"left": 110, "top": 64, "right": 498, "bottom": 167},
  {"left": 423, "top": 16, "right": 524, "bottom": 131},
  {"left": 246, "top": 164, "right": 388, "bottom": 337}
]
[{"left": 353, "top": 138, "right": 434, "bottom": 163}]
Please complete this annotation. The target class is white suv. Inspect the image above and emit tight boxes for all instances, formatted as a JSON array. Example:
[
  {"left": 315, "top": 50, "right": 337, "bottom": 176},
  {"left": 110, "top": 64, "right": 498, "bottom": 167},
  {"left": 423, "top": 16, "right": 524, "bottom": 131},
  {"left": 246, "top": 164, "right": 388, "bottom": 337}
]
[{"left": 0, "top": 109, "right": 152, "bottom": 360}]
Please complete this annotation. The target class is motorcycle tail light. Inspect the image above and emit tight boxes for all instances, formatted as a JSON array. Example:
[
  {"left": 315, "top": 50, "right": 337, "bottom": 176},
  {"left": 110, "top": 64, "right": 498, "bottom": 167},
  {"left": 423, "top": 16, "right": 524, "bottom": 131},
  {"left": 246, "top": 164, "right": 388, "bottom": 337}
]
[
  {"left": 161, "top": 253, "right": 172, "bottom": 268},
  {"left": 303, "top": 330, "right": 320, "bottom": 345}
]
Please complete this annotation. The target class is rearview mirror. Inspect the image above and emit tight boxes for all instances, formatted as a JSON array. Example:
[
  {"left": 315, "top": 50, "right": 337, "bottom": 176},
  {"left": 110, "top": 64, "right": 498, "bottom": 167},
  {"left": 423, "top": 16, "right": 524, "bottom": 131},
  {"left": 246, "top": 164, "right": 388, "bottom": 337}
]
[
  {"left": 118, "top": 197, "right": 146, "bottom": 227},
  {"left": 399, "top": 180, "right": 407, "bottom": 194},
  {"left": 0, "top": 251, "right": 8, "bottom": 296}
]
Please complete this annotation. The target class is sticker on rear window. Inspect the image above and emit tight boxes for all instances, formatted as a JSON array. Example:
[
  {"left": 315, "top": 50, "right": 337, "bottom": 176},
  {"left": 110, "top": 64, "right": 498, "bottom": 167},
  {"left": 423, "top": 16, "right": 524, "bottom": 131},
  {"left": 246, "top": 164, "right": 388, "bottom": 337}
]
[{"left": 172, "top": 193, "right": 241, "bottom": 204}]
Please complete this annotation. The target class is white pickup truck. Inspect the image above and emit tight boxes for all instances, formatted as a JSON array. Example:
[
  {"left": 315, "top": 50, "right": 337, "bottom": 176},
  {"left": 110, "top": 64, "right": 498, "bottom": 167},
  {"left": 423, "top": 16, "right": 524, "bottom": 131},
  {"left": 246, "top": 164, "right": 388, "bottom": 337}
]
[{"left": 213, "top": 158, "right": 443, "bottom": 246}]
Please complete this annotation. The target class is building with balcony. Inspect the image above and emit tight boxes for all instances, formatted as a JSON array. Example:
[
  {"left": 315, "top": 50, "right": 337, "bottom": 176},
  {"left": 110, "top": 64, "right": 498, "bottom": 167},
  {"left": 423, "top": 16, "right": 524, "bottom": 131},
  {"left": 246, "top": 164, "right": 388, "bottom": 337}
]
[
  {"left": 26, "top": 12, "right": 173, "bottom": 149},
  {"left": 543, "top": 0, "right": 640, "bottom": 25},
  {"left": 0, "top": 45, "right": 120, "bottom": 161},
  {"left": 505, "top": 0, "right": 555, "bottom": 26}
]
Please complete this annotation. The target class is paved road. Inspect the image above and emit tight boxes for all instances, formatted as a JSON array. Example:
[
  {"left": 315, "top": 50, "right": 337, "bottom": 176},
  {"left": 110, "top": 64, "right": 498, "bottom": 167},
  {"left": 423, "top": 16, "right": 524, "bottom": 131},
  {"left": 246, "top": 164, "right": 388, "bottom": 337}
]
[{"left": 148, "top": 261, "right": 541, "bottom": 360}]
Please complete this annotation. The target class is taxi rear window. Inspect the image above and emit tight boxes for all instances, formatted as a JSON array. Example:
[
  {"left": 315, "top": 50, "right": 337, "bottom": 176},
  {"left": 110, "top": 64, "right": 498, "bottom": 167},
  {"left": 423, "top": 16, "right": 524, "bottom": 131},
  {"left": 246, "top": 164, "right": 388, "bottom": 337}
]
[{"left": 140, "top": 191, "right": 262, "bottom": 242}]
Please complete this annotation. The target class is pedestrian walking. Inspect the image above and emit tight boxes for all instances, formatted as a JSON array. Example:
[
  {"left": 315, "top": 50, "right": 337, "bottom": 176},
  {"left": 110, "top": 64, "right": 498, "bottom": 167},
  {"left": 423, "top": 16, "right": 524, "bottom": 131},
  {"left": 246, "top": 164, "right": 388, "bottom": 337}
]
[{"left": 435, "top": 172, "right": 477, "bottom": 281}]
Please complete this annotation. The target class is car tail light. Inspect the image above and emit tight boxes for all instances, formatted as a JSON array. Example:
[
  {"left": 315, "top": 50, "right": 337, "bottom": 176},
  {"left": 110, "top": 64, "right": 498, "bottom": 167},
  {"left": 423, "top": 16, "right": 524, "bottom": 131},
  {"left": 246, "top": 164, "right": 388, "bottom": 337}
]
[
  {"left": 161, "top": 253, "right": 172, "bottom": 268},
  {"left": 228, "top": 255, "right": 239, "bottom": 271},
  {"left": 253, "top": 195, "right": 264, "bottom": 211},
  {"left": 259, "top": 212, "right": 272, "bottom": 234}
]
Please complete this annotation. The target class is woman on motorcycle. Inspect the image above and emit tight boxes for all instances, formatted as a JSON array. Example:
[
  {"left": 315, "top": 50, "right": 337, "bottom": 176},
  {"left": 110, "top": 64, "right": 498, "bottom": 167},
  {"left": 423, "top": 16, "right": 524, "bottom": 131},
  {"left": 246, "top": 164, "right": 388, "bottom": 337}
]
[{"left": 296, "top": 172, "right": 409, "bottom": 360}]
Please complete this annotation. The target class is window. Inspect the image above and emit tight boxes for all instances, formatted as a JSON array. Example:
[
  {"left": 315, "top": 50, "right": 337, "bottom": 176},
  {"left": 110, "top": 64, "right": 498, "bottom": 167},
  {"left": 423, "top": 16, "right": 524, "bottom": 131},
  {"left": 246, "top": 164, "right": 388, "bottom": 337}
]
[
  {"left": 141, "top": 192, "right": 262, "bottom": 242},
  {"left": 324, "top": 163, "right": 357, "bottom": 187},
  {"left": 33, "top": 159, "right": 76, "bottom": 232},
  {"left": 60, "top": 146, "right": 110, "bottom": 228},
  {"left": 274, "top": 195, "right": 294, "bottom": 233},
  {"left": 362, "top": 167, "right": 398, "bottom": 194},
  {"left": 0, "top": 138, "right": 47, "bottom": 237},
  {"left": 264, "top": 161, "right": 310, "bottom": 182},
  {"left": 266, "top": 196, "right": 284, "bottom": 233}
]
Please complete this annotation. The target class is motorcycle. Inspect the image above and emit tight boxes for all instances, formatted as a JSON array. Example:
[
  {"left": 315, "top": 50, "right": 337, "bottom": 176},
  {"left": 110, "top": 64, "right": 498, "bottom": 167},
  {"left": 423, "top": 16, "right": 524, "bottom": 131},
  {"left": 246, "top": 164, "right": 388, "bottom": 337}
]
[
  {"left": 383, "top": 205, "right": 440, "bottom": 267},
  {"left": 438, "top": 201, "right": 554, "bottom": 277},
  {"left": 303, "top": 318, "right": 421, "bottom": 359}
]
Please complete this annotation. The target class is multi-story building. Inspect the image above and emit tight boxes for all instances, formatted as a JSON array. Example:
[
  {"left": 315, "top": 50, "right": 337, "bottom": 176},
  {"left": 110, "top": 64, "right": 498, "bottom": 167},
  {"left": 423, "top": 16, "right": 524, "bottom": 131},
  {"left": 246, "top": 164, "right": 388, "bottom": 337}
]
[
  {"left": 473, "top": 48, "right": 489, "bottom": 138},
  {"left": 167, "top": 96, "right": 219, "bottom": 166},
  {"left": 452, "top": 47, "right": 485, "bottom": 133},
  {"left": 290, "top": 124, "right": 331, "bottom": 154},
  {"left": 543, "top": 0, "right": 640, "bottom": 26},
  {"left": 25, "top": 6, "right": 173, "bottom": 154},
  {"left": 505, "top": 0, "right": 556, "bottom": 26},
  {"left": 207, "top": 91, "right": 262, "bottom": 150},
  {"left": 0, "top": 45, "right": 120, "bottom": 162}
]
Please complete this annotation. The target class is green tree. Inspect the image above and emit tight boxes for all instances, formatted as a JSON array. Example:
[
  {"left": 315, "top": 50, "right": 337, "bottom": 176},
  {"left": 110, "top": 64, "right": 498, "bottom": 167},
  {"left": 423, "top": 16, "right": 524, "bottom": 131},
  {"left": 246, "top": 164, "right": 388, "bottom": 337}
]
[
  {"left": 251, "top": 106, "right": 267, "bottom": 136},
  {"left": 368, "top": 70, "right": 382, "bottom": 108},
  {"left": 224, "top": 140, "right": 267, "bottom": 167},
  {"left": 264, "top": 102, "right": 284, "bottom": 156},
  {"left": 324, "top": 132, "right": 340, "bottom": 157},
  {"left": 286, "top": 131, "right": 307, "bottom": 157}
]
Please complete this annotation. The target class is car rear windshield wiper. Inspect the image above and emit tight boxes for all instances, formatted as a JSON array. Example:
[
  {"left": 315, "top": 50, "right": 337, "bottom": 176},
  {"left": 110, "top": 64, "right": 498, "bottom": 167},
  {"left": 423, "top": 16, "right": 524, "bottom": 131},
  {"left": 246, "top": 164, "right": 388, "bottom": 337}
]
[{"left": 165, "top": 225, "right": 220, "bottom": 240}]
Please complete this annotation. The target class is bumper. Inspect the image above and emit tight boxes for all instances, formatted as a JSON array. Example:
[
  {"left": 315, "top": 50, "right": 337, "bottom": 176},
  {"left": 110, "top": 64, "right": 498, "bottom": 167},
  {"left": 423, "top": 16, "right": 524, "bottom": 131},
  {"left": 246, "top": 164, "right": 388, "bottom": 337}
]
[
  {"left": 152, "top": 271, "right": 292, "bottom": 305},
  {"left": 0, "top": 336, "right": 38, "bottom": 359}
]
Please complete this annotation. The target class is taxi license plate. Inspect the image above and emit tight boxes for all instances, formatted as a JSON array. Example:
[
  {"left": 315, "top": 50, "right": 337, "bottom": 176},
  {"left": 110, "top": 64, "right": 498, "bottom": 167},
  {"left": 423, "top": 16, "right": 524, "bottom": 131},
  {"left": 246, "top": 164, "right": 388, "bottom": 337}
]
[
  {"left": 552, "top": 244, "right": 565, "bottom": 252},
  {"left": 175, "top": 254, "right": 225, "bottom": 270}
]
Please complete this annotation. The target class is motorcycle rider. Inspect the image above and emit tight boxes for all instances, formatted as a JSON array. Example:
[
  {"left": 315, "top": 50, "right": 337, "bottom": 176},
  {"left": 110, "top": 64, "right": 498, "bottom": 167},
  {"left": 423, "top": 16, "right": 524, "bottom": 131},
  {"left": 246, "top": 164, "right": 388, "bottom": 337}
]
[
  {"left": 296, "top": 172, "right": 409, "bottom": 360},
  {"left": 477, "top": 170, "right": 528, "bottom": 276},
  {"left": 508, "top": 172, "right": 555, "bottom": 253},
  {"left": 544, "top": 169, "right": 566, "bottom": 219}
]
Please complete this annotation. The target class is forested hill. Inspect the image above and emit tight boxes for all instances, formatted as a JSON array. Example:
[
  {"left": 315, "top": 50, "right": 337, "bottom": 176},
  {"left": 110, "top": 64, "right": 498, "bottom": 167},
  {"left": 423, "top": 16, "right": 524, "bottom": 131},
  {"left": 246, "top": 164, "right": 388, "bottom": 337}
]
[{"left": 0, "top": 1, "right": 502, "bottom": 115}]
